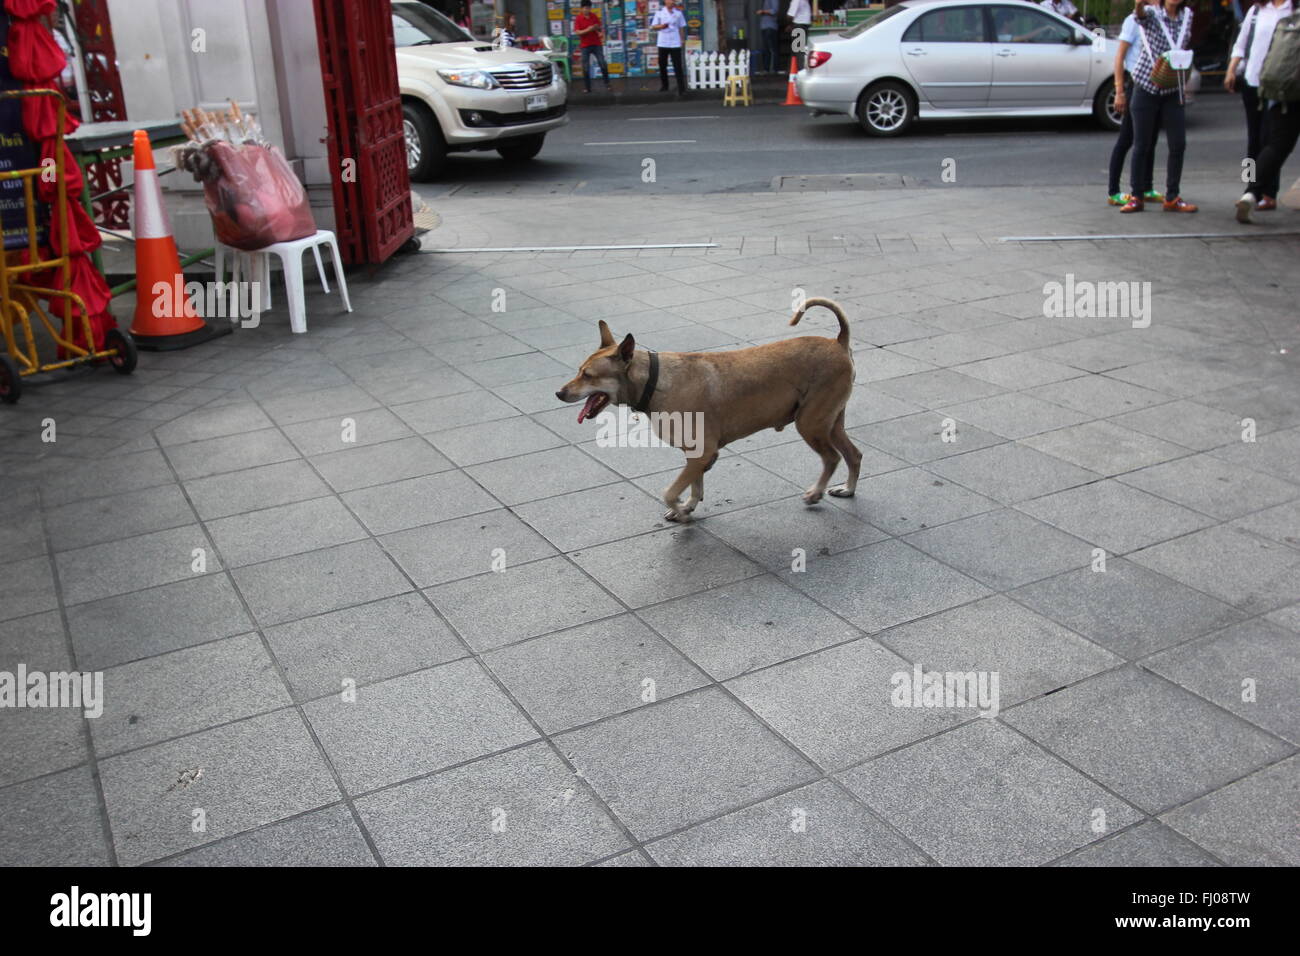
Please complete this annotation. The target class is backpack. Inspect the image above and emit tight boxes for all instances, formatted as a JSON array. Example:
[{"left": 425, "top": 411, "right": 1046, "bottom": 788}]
[{"left": 1259, "top": 13, "right": 1300, "bottom": 102}]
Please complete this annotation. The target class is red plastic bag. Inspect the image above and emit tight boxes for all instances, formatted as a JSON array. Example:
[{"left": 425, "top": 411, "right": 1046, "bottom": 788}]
[{"left": 201, "top": 141, "right": 315, "bottom": 250}]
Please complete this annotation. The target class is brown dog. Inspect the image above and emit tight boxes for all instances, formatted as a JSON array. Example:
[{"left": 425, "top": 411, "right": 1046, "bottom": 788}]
[{"left": 555, "top": 297, "right": 861, "bottom": 522}]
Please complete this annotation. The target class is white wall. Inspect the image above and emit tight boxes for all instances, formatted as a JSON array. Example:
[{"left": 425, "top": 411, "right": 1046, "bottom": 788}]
[{"left": 106, "top": 0, "right": 332, "bottom": 249}]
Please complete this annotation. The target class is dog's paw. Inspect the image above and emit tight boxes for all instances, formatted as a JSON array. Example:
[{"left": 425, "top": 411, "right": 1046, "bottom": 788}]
[
  {"left": 802, "top": 489, "right": 824, "bottom": 505},
  {"left": 827, "top": 485, "right": 855, "bottom": 498},
  {"left": 664, "top": 507, "right": 692, "bottom": 523}
]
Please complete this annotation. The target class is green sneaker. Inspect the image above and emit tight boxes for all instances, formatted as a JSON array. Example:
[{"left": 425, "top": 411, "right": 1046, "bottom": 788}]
[
  {"left": 1107, "top": 192, "right": 1130, "bottom": 206},
  {"left": 1143, "top": 189, "right": 1164, "bottom": 201}
]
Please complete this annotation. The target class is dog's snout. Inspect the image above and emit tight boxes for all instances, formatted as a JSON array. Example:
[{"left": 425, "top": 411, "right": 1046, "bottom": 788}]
[{"left": 555, "top": 389, "right": 566, "bottom": 400}]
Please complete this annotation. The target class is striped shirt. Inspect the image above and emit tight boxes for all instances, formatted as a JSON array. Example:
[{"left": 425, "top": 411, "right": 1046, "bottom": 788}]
[{"left": 1132, "top": 6, "right": 1193, "bottom": 95}]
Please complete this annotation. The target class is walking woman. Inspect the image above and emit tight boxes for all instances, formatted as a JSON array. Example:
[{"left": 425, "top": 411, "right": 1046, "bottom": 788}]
[
  {"left": 1119, "top": 0, "right": 1199, "bottom": 213},
  {"left": 1230, "top": 0, "right": 1298, "bottom": 220}
]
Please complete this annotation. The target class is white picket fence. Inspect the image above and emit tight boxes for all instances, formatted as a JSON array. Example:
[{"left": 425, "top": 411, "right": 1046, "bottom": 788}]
[{"left": 685, "top": 50, "right": 750, "bottom": 91}]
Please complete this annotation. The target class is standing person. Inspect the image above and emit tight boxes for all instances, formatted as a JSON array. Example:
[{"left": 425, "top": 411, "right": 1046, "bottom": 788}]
[
  {"left": 574, "top": 0, "right": 612, "bottom": 93},
  {"left": 787, "top": 0, "right": 812, "bottom": 68},
  {"left": 1108, "top": 8, "right": 1164, "bottom": 205},
  {"left": 757, "top": 5, "right": 781, "bottom": 73},
  {"left": 1119, "top": 0, "right": 1199, "bottom": 213},
  {"left": 652, "top": 0, "right": 689, "bottom": 96},
  {"left": 494, "top": 12, "right": 518, "bottom": 47},
  {"left": 1227, "top": 0, "right": 1294, "bottom": 215}
]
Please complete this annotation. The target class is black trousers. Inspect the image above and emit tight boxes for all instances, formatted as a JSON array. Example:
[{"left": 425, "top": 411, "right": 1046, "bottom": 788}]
[
  {"left": 1108, "top": 81, "right": 1159, "bottom": 196},
  {"left": 581, "top": 45, "right": 609, "bottom": 92},
  {"left": 760, "top": 27, "right": 780, "bottom": 73},
  {"left": 658, "top": 45, "right": 685, "bottom": 93},
  {"left": 1130, "top": 86, "right": 1185, "bottom": 199},
  {"left": 1241, "top": 82, "right": 1280, "bottom": 198},
  {"left": 1247, "top": 100, "right": 1300, "bottom": 202}
]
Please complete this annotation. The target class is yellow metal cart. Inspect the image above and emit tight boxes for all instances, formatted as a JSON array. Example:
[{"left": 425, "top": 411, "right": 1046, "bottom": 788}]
[{"left": 0, "top": 89, "right": 135, "bottom": 404}]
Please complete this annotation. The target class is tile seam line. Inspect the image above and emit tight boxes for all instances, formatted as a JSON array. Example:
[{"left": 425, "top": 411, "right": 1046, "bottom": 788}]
[
  {"left": 32, "top": 478, "right": 120, "bottom": 867},
  {"left": 240, "top": 389, "right": 648, "bottom": 862},
  {"left": 149, "top": 426, "right": 389, "bottom": 870}
]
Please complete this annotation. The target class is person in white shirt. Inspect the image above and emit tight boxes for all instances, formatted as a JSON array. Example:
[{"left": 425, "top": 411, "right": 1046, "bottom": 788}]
[
  {"left": 1226, "top": 0, "right": 1294, "bottom": 212},
  {"left": 1039, "top": 0, "right": 1082, "bottom": 23},
  {"left": 1107, "top": 12, "right": 1163, "bottom": 205},
  {"left": 787, "top": 0, "right": 812, "bottom": 68},
  {"left": 492, "top": 12, "right": 518, "bottom": 48},
  {"left": 651, "top": 0, "right": 689, "bottom": 95}
]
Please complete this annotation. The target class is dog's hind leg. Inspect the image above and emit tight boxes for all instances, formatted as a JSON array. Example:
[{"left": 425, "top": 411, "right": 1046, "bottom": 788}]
[
  {"left": 827, "top": 411, "right": 861, "bottom": 498},
  {"left": 796, "top": 413, "right": 842, "bottom": 505}
]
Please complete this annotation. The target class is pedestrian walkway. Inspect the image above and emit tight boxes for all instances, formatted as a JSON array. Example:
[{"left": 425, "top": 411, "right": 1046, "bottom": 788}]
[{"left": 1, "top": 184, "right": 1296, "bottom": 866}]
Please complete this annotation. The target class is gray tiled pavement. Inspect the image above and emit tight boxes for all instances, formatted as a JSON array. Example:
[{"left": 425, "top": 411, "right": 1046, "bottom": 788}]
[{"left": 1, "top": 185, "right": 1297, "bottom": 866}]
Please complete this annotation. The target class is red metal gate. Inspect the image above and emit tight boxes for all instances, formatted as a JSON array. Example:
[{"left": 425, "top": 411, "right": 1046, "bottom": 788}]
[
  {"left": 313, "top": 0, "right": 413, "bottom": 265},
  {"left": 70, "top": 0, "right": 130, "bottom": 230}
]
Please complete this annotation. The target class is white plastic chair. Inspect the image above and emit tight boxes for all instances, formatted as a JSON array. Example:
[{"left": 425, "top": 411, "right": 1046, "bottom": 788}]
[{"left": 215, "top": 229, "right": 352, "bottom": 334}]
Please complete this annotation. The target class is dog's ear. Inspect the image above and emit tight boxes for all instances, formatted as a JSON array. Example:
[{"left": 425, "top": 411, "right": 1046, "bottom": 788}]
[
  {"left": 618, "top": 333, "right": 635, "bottom": 363},
  {"left": 598, "top": 320, "right": 615, "bottom": 348}
]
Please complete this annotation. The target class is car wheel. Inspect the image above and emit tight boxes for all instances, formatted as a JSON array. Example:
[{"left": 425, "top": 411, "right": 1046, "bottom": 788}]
[
  {"left": 497, "top": 134, "right": 546, "bottom": 162},
  {"left": 856, "top": 81, "right": 916, "bottom": 137},
  {"left": 402, "top": 102, "right": 447, "bottom": 181},
  {"left": 1094, "top": 79, "right": 1122, "bottom": 132}
]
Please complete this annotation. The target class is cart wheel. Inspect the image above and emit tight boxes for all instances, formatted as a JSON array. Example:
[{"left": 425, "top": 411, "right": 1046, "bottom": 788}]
[
  {"left": 105, "top": 328, "right": 138, "bottom": 375},
  {"left": 0, "top": 353, "right": 21, "bottom": 403}
]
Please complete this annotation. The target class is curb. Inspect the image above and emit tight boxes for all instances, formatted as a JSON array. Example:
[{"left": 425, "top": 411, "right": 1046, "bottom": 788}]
[{"left": 567, "top": 75, "right": 790, "bottom": 108}]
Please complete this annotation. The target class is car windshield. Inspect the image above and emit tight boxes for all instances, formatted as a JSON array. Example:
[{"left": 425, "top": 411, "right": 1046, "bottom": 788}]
[
  {"left": 841, "top": 4, "right": 907, "bottom": 37},
  {"left": 392, "top": 2, "right": 473, "bottom": 46}
]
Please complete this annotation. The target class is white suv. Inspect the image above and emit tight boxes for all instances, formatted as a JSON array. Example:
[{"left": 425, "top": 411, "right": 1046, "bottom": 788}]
[{"left": 394, "top": 1, "right": 568, "bottom": 179}]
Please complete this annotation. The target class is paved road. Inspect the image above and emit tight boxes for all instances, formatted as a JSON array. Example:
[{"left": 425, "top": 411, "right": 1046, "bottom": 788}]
[{"left": 415, "top": 92, "right": 1264, "bottom": 197}]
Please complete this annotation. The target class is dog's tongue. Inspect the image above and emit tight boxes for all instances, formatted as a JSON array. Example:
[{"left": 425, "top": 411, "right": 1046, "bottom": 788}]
[{"left": 578, "top": 394, "right": 602, "bottom": 424}]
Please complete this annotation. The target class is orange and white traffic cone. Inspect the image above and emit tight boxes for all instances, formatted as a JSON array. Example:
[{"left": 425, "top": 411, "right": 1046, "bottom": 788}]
[
  {"left": 783, "top": 56, "right": 803, "bottom": 106},
  {"left": 129, "top": 129, "right": 226, "bottom": 350}
]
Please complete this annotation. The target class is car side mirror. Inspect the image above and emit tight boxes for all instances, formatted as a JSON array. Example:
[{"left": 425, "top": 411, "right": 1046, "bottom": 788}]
[{"left": 1072, "top": 30, "right": 1090, "bottom": 45}]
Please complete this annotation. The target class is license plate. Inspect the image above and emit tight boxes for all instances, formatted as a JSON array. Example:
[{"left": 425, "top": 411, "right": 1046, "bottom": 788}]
[{"left": 525, "top": 94, "right": 547, "bottom": 112}]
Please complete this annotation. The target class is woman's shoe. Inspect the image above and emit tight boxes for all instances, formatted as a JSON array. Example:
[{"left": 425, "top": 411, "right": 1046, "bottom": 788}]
[
  {"left": 1108, "top": 192, "right": 1130, "bottom": 206},
  {"left": 1162, "top": 196, "right": 1198, "bottom": 212},
  {"left": 1236, "top": 193, "right": 1255, "bottom": 223},
  {"left": 1119, "top": 196, "right": 1144, "bottom": 213},
  {"left": 1256, "top": 196, "right": 1277, "bottom": 211}
]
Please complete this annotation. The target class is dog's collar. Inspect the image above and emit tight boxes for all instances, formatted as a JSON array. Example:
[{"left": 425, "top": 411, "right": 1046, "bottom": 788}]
[{"left": 633, "top": 350, "right": 658, "bottom": 414}]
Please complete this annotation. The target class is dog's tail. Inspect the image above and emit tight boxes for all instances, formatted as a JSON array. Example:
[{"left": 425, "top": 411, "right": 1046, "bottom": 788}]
[{"left": 789, "top": 296, "right": 850, "bottom": 350}]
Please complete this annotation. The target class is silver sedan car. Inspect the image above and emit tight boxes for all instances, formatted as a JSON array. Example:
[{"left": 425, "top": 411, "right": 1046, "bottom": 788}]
[{"left": 797, "top": 0, "right": 1128, "bottom": 136}]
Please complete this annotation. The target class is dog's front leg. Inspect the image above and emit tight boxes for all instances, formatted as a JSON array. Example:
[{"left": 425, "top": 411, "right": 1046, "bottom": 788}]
[
  {"left": 683, "top": 475, "right": 704, "bottom": 516},
  {"left": 663, "top": 456, "right": 710, "bottom": 522}
]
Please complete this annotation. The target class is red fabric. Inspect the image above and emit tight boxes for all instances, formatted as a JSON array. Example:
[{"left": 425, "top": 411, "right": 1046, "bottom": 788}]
[
  {"left": 36, "top": 140, "right": 83, "bottom": 200},
  {"left": 574, "top": 12, "right": 603, "bottom": 47},
  {"left": 7, "top": 9, "right": 117, "bottom": 351},
  {"left": 19, "top": 253, "right": 114, "bottom": 352},
  {"left": 21, "top": 84, "right": 79, "bottom": 140},
  {"left": 5, "top": 0, "right": 57, "bottom": 17},
  {"left": 47, "top": 199, "right": 102, "bottom": 255},
  {"left": 7, "top": 17, "right": 65, "bottom": 82}
]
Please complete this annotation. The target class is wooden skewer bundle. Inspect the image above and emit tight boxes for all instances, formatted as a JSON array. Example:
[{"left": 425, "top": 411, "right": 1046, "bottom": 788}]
[
  {"left": 178, "top": 99, "right": 265, "bottom": 146},
  {"left": 173, "top": 99, "right": 268, "bottom": 184}
]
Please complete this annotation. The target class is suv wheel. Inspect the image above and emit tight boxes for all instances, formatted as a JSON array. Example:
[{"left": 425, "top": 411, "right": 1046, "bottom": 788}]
[
  {"left": 857, "top": 81, "right": 915, "bottom": 137},
  {"left": 402, "top": 102, "right": 447, "bottom": 181},
  {"left": 497, "top": 134, "right": 546, "bottom": 162},
  {"left": 1094, "top": 79, "right": 1122, "bottom": 132}
]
